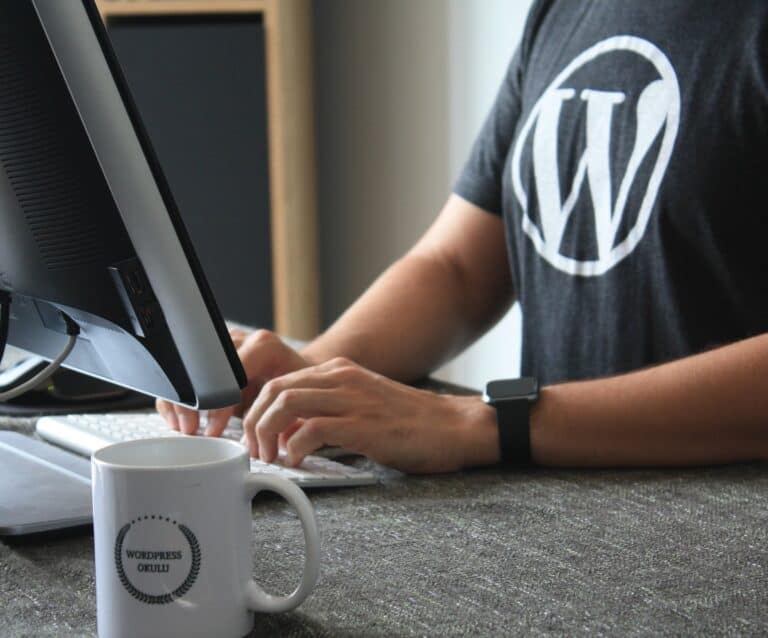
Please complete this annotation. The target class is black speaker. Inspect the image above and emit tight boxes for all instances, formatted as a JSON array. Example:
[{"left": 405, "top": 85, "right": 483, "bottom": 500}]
[{"left": 107, "top": 14, "right": 274, "bottom": 329}]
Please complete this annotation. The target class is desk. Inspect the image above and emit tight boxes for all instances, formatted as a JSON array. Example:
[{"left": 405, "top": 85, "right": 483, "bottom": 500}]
[{"left": 1, "top": 414, "right": 767, "bottom": 636}]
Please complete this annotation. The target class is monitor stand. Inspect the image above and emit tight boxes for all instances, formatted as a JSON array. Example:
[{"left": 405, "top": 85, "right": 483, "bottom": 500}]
[{"left": 0, "top": 356, "right": 154, "bottom": 417}]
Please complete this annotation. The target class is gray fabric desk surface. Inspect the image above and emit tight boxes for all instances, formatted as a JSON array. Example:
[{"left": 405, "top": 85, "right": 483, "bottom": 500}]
[{"left": 1, "top": 414, "right": 767, "bottom": 637}]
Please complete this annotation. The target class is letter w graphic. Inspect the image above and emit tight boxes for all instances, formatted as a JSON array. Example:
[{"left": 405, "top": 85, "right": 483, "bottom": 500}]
[{"left": 532, "top": 80, "right": 668, "bottom": 259}]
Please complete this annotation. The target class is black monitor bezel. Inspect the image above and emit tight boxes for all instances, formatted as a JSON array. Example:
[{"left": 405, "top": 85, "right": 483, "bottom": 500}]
[{"left": 79, "top": 0, "right": 247, "bottom": 390}]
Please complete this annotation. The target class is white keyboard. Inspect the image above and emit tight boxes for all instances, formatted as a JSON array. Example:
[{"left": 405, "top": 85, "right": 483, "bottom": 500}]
[{"left": 36, "top": 413, "right": 377, "bottom": 489}]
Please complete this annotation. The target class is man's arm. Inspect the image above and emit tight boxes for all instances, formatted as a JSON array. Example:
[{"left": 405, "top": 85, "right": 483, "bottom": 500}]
[
  {"left": 301, "top": 194, "right": 513, "bottom": 381},
  {"left": 158, "top": 194, "right": 512, "bottom": 435},
  {"left": 244, "top": 332, "right": 768, "bottom": 470},
  {"left": 466, "top": 333, "right": 768, "bottom": 467}
]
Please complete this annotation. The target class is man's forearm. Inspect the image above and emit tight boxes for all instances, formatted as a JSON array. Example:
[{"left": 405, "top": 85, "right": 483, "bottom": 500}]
[
  {"left": 301, "top": 196, "right": 513, "bottom": 382},
  {"left": 522, "top": 333, "right": 768, "bottom": 466},
  {"left": 302, "top": 252, "right": 504, "bottom": 381}
]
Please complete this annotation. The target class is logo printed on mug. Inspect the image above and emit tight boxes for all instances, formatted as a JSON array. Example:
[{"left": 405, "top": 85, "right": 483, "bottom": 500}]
[
  {"left": 113, "top": 515, "right": 201, "bottom": 605},
  {"left": 93, "top": 437, "right": 320, "bottom": 638}
]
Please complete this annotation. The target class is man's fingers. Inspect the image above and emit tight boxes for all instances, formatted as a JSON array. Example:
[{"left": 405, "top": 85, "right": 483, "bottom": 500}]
[
  {"left": 156, "top": 399, "right": 179, "bottom": 431},
  {"left": 247, "top": 388, "right": 345, "bottom": 463},
  {"left": 158, "top": 399, "right": 201, "bottom": 435},
  {"left": 205, "top": 407, "right": 235, "bottom": 437},
  {"left": 244, "top": 364, "right": 353, "bottom": 439},
  {"left": 174, "top": 405, "right": 200, "bottom": 435},
  {"left": 233, "top": 344, "right": 350, "bottom": 458},
  {"left": 278, "top": 420, "right": 303, "bottom": 451},
  {"left": 285, "top": 418, "right": 350, "bottom": 466},
  {"left": 242, "top": 358, "right": 360, "bottom": 460}
]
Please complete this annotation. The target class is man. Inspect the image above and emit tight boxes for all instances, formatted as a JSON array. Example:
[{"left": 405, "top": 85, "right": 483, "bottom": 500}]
[{"left": 159, "top": 0, "right": 768, "bottom": 471}]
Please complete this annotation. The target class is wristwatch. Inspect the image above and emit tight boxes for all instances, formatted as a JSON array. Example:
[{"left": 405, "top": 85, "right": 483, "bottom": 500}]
[{"left": 483, "top": 377, "right": 539, "bottom": 466}]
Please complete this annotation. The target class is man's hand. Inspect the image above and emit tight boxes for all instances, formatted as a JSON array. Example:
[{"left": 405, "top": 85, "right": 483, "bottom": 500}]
[
  {"left": 241, "top": 357, "right": 500, "bottom": 474},
  {"left": 156, "top": 328, "right": 312, "bottom": 436}
]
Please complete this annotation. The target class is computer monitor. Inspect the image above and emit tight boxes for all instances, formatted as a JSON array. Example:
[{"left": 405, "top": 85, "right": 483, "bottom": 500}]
[{"left": 0, "top": 0, "right": 246, "bottom": 408}]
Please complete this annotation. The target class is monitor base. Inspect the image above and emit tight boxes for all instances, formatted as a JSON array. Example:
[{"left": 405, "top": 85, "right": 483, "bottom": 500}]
[{"left": 0, "top": 357, "right": 154, "bottom": 417}]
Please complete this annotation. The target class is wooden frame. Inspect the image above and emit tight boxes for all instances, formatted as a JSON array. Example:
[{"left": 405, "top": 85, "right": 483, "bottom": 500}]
[{"left": 95, "top": 0, "right": 320, "bottom": 339}]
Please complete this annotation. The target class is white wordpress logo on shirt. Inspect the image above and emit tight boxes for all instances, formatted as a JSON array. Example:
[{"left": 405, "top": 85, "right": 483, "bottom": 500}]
[{"left": 511, "top": 36, "right": 680, "bottom": 276}]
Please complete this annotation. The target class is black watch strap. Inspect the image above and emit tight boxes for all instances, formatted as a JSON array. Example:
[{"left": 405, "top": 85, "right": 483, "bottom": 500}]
[{"left": 495, "top": 399, "right": 532, "bottom": 466}]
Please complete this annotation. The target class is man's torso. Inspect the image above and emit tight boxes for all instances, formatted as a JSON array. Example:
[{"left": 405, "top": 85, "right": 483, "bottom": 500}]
[{"left": 500, "top": 0, "right": 768, "bottom": 383}]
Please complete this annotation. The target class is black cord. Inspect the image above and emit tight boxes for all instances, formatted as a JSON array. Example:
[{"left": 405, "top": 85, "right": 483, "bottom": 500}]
[
  {"left": 0, "top": 291, "right": 10, "bottom": 367},
  {"left": 61, "top": 312, "right": 80, "bottom": 337},
  {"left": 0, "top": 310, "right": 79, "bottom": 402}
]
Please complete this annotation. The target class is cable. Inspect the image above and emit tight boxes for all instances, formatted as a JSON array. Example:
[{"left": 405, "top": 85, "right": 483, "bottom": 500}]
[{"left": 0, "top": 311, "right": 79, "bottom": 402}]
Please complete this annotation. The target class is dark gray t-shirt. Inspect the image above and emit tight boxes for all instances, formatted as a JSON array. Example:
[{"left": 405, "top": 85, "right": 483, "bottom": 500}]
[{"left": 455, "top": 0, "right": 768, "bottom": 385}]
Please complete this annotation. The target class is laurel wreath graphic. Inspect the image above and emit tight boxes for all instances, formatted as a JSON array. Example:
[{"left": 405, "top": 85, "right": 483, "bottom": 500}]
[{"left": 114, "top": 520, "right": 201, "bottom": 605}]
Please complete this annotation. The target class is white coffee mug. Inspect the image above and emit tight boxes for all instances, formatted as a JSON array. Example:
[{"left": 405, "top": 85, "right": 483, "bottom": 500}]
[{"left": 91, "top": 436, "right": 320, "bottom": 638}]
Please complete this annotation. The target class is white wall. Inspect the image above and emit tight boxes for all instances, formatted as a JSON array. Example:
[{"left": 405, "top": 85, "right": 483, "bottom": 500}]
[{"left": 313, "top": 0, "right": 533, "bottom": 389}]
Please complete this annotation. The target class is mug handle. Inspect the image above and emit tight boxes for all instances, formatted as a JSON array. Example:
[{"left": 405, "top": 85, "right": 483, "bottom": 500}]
[{"left": 243, "top": 474, "right": 321, "bottom": 613}]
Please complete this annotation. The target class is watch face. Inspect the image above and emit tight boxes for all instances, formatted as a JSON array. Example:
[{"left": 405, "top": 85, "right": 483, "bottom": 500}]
[{"left": 485, "top": 378, "right": 539, "bottom": 401}]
